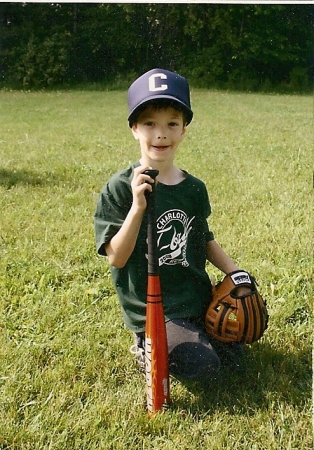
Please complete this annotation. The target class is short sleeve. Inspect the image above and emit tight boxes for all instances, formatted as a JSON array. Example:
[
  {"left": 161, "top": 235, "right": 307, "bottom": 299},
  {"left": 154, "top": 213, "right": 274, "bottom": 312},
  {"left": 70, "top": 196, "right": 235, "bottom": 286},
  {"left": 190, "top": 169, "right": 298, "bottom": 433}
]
[
  {"left": 200, "top": 179, "right": 215, "bottom": 242},
  {"left": 94, "top": 168, "right": 134, "bottom": 256}
]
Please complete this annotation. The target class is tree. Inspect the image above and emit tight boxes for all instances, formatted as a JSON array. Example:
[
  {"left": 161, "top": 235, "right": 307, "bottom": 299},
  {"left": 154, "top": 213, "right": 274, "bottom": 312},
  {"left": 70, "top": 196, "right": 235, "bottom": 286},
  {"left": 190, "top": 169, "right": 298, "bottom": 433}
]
[{"left": 0, "top": 3, "right": 312, "bottom": 91}]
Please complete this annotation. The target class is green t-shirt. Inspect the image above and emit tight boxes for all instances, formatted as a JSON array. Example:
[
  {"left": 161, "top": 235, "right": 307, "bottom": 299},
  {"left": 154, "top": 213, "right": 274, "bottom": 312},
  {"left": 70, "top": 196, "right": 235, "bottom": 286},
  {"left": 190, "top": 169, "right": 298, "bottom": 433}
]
[{"left": 94, "top": 162, "right": 215, "bottom": 332}]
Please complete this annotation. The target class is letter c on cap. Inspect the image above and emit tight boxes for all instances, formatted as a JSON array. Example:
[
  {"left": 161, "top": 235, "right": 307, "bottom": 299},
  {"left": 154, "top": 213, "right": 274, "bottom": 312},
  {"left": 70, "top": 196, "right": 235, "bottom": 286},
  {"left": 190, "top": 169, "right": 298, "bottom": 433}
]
[{"left": 149, "top": 73, "right": 168, "bottom": 92}]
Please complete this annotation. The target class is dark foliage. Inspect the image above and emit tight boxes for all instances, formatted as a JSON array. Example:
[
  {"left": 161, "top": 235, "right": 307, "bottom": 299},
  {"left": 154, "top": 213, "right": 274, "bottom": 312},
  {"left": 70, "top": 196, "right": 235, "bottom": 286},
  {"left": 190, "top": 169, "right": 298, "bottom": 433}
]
[{"left": 0, "top": 3, "right": 312, "bottom": 91}]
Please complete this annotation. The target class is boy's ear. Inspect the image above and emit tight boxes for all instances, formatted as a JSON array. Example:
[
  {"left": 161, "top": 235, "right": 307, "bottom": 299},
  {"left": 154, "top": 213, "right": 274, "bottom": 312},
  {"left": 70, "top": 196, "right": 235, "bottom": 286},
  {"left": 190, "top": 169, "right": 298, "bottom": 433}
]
[{"left": 131, "top": 124, "right": 139, "bottom": 140}]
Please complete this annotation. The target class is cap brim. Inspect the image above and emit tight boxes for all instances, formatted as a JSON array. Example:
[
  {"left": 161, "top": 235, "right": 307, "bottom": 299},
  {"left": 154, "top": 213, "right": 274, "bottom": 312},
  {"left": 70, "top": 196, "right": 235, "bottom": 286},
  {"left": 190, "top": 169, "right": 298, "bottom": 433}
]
[{"left": 128, "top": 95, "right": 193, "bottom": 127}]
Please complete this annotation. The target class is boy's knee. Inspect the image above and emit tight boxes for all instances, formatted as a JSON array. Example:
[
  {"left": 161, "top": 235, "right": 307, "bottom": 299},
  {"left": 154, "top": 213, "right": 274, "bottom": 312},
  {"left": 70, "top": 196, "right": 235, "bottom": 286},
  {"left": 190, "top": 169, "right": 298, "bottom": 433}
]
[{"left": 169, "top": 342, "right": 220, "bottom": 381}]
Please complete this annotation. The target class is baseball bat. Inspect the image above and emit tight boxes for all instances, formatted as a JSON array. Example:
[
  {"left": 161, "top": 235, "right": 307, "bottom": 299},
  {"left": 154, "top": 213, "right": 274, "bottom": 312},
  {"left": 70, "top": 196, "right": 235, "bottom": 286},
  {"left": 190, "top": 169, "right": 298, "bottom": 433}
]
[{"left": 144, "top": 169, "right": 170, "bottom": 415}]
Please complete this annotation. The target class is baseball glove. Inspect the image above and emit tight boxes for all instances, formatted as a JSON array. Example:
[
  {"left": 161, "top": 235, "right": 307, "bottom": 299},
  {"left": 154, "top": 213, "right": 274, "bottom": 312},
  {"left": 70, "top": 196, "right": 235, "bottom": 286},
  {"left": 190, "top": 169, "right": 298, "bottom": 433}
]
[{"left": 205, "top": 270, "right": 268, "bottom": 344}]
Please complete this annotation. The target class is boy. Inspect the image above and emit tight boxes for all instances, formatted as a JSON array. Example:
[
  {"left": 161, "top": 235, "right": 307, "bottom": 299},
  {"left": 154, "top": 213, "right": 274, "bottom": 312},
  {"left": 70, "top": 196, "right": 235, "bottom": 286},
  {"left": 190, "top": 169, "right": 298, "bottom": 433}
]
[{"left": 94, "top": 68, "right": 246, "bottom": 381}]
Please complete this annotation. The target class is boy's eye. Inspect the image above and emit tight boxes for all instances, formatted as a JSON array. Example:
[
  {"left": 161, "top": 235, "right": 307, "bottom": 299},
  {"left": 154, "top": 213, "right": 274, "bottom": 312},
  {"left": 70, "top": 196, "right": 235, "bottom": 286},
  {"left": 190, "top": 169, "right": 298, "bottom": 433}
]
[
  {"left": 144, "top": 121, "right": 154, "bottom": 126},
  {"left": 169, "top": 122, "right": 179, "bottom": 127}
]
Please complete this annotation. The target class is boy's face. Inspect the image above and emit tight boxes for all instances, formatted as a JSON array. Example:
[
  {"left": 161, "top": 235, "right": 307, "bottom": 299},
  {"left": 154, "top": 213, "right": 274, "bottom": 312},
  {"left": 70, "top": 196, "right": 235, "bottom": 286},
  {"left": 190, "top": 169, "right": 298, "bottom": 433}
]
[{"left": 131, "top": 105, "right": 186, "bottom": 165}]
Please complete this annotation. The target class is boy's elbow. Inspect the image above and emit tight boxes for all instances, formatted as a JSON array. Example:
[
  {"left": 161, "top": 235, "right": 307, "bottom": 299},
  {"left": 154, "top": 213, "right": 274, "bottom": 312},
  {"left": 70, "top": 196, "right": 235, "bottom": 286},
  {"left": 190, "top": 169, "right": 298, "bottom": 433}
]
[
  {"left": 107, "top": 252, "right": 127, "bottom": 269},
  {"left": 108, "top": 257, "right": 126, "bottom": 269},
  {"left": 105, "top": 242, "right": 128, "bottom": 269}
]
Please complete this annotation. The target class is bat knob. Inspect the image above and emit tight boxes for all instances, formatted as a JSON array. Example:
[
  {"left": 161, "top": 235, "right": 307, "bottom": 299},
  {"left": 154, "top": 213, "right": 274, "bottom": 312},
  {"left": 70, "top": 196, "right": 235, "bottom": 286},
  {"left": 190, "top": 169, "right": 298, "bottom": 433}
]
[{"left": 143, "top": 169, "right": 159, "bottom": 181}]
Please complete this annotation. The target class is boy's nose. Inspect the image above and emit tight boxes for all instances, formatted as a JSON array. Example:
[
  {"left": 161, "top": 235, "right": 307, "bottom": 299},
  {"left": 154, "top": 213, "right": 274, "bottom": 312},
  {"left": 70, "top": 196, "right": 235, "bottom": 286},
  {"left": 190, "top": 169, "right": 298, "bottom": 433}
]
[{"left": 156, "top": 127, "right": 167, "bottom": 139}]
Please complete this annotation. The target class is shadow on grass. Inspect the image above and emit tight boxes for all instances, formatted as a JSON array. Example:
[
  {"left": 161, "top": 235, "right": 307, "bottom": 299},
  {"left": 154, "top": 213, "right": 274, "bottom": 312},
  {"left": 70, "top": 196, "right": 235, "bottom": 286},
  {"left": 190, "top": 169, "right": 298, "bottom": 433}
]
[
  {"left": 171, "top": 341, "right": 312, "bottom": 416},
  {"left": 0, "top": 168, "right": 62, "bottom": 188}
]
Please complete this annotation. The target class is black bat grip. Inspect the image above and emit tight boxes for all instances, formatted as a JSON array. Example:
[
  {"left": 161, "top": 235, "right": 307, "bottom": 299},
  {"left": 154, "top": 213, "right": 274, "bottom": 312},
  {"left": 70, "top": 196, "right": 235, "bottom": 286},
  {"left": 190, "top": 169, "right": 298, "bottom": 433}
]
[{"left": 143, "top": 170, "right": 159, "bottom": 275}]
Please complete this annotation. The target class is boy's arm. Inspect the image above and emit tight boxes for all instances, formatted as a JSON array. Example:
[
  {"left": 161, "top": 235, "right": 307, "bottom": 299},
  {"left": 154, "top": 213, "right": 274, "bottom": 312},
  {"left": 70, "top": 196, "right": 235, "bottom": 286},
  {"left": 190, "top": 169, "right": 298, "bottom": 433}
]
[
  {"left": 105, "top": 166, "right": 154, "bottom": 268},
  {"left": 206, "top": 239, "right": 240, "bottom": 274},
  {"left": 206, "top": 240, "right": 252, "bottom": 295},
  {"left": 105, "top": 205, "right": 144, "bottom": 268}
]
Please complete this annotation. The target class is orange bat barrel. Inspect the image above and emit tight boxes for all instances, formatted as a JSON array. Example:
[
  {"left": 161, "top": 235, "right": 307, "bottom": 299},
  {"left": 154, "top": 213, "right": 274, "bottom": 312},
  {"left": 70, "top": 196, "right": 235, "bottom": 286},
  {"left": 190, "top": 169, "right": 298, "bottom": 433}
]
[
  {"left": 146, "top": 274, "right": 170, "bottom": 414},
  {"left": 144, "top": 169, "right": 170, "bottom": 415}
]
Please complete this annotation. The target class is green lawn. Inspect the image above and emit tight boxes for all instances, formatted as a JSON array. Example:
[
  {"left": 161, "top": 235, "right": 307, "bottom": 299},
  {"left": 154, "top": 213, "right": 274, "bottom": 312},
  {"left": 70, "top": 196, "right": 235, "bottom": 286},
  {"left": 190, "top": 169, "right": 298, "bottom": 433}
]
[{"left": 0, "top": 89, "right": 312, "bottom": 449}]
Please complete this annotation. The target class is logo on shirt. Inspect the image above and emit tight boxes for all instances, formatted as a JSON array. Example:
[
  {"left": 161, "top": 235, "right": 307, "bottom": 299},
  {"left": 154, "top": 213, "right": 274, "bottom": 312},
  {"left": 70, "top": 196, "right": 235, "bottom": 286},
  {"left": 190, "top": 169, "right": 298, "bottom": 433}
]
[{"left": 156, "top": 209, "right": 194, "bottom": 267}]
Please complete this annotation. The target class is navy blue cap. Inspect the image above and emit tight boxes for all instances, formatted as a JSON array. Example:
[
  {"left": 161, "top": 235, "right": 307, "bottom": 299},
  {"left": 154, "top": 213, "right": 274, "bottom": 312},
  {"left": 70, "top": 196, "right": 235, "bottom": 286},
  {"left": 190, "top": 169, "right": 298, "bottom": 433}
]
[{"left": 127, "top": 68, "right": 193, "bottom": 127}]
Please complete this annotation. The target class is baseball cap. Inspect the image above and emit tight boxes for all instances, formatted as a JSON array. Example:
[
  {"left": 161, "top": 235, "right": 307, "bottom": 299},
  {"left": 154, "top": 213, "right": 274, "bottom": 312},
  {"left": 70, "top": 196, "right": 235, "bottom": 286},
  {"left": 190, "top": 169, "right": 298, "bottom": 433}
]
[{"left": 127, "top": 68, "right": 193, "bottom": 127}]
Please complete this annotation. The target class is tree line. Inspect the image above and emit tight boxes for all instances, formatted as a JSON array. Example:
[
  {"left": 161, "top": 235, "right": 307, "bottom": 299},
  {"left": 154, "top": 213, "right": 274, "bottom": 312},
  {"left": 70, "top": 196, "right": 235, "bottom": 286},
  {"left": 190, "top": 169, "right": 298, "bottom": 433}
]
[{"left": 0, "top": 3, "right": 312, "bottom": 91}]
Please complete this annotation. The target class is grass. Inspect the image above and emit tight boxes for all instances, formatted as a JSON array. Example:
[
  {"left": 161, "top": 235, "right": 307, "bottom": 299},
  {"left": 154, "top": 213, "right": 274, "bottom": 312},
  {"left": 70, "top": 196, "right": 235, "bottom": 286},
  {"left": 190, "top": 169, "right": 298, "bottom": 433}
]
[{"left": 0, "top": 88, "right": 312, "bottom": 449}]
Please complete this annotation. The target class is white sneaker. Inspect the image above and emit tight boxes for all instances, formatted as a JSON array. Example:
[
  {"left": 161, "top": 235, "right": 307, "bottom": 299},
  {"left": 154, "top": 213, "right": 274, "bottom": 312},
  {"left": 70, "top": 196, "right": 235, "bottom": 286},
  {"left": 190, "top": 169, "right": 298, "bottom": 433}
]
[{"left": 129, "top": 333, "right": 145, "bottom": 373}]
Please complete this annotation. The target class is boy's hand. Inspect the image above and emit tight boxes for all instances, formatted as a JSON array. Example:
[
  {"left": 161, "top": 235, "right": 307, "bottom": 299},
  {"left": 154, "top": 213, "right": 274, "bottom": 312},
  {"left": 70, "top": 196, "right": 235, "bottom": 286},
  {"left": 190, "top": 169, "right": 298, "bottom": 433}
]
[
  {"left": 233, "top": 286, "right": 252, "bottom": 297},
  {"left": 205, "top": 270, "right": 269, "bottom": 344},
  {"left": 131, "top": 166, "right": 157, "bottom": 211}
]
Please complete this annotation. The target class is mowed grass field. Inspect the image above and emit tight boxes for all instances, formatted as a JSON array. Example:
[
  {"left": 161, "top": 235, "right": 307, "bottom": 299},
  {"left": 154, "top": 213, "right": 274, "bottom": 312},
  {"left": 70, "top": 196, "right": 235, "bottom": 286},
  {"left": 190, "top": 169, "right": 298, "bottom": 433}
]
[{"left": 0, "top": 88, "right": 312, "bottom": 449}]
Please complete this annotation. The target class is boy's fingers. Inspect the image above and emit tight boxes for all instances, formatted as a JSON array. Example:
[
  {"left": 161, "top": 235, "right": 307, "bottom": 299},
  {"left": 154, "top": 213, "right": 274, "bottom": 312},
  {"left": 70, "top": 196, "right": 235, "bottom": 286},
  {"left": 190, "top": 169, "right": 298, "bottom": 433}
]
[{"left": 133, "top": 166, "right": 155, "bottom": 186}]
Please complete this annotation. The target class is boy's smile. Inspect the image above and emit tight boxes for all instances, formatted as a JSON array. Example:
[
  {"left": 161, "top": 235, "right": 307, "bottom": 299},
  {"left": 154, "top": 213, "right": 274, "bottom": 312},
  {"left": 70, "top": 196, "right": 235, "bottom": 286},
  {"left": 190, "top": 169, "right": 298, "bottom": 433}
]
[{"left": 131, "top": 106, "right": 186, "bottom": 165}]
